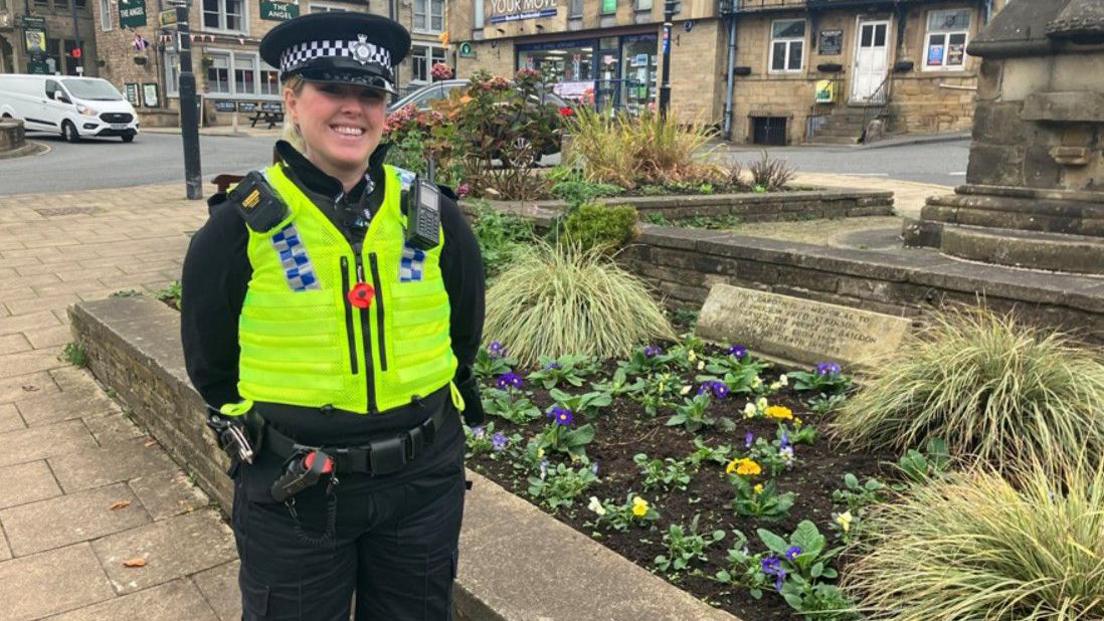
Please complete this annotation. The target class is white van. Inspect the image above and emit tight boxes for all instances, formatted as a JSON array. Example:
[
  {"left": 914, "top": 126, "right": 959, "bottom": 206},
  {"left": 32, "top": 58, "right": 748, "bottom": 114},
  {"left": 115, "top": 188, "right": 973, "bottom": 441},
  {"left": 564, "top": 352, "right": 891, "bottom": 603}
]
[{"left": 0, "top": 74, "right": 140, "bottom": 143}]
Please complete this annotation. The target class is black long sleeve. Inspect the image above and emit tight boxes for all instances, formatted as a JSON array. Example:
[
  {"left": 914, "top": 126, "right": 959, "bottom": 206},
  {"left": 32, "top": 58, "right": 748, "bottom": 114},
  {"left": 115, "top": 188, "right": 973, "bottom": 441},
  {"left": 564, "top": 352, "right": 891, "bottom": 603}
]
[{"left": 438, "top": 185, "right": 485, "bottom": 371}]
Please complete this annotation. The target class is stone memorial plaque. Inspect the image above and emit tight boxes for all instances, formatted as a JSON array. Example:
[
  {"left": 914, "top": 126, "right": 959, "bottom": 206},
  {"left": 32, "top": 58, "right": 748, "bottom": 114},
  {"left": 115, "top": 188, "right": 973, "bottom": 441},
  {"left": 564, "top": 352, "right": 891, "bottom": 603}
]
[{"left": 696, "top": 284, "right": 911, "bottom": 367}]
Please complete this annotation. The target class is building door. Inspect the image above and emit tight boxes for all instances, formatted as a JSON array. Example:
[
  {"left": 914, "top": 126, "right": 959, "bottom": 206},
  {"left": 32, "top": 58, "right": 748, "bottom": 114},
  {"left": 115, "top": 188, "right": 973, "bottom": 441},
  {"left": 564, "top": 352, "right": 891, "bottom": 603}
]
[{"left": 850, "top": 19, "right": 890, "bottom": 104}]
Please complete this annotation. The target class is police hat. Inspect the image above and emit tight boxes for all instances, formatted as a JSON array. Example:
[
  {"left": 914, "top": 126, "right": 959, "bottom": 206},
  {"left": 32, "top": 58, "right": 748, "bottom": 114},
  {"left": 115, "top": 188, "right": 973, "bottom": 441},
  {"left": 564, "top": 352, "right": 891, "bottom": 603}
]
[{"left": 259, "top": 13, "right": 411, "bottom": 95}]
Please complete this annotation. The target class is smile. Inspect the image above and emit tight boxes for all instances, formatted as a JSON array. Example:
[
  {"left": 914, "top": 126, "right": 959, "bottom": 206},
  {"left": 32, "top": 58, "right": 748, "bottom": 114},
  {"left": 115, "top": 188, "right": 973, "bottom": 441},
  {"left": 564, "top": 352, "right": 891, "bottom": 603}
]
[{"left": 330, "top": 125, "right": 365, "bottom": 137}]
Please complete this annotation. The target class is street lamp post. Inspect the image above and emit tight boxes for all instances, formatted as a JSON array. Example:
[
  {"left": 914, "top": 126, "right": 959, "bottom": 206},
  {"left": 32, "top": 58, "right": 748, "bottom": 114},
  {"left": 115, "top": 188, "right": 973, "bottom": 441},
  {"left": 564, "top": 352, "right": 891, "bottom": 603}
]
[
  {"left": 173, "top": 0, "right": 203, "bottom": 199},
  {"left": 659, "top": 0, "right": 678, "bottom": 119}
]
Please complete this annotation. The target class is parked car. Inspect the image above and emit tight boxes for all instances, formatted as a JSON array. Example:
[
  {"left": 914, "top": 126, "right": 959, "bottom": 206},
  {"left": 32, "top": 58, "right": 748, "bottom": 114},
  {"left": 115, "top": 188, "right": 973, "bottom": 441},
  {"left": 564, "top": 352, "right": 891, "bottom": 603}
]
[
  {"left": 0, "top": 74, "right": 139, "bottom": 143},
  {"left": 388, "top": 79, "right": 570, "bottom": 113}
]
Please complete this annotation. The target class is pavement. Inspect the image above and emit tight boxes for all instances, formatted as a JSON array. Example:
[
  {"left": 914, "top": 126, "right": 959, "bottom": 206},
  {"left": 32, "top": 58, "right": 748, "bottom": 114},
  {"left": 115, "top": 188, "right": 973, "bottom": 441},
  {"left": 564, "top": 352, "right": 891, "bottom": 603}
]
[
  {"left": 141, "top": 125, "right": 283, "bottom": 138},
  {"left": 0, "top": 172, "right": 950, "bottom": 620}
]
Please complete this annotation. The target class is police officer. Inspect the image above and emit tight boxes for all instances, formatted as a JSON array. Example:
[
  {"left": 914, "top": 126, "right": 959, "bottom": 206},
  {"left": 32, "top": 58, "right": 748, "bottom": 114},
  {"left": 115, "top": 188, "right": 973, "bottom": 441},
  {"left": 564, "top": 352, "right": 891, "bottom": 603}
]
[{"left": 180, "top": 12, "right": 485, "bottom": 620}]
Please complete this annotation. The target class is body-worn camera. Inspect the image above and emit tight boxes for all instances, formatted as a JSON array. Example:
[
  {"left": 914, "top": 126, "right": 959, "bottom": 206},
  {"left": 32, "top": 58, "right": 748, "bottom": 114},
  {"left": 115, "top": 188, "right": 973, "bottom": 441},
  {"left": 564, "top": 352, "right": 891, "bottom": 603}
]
[
  {"left": 271, "top": 450, "right": 334, "bottom": 503},
  {"left": 229, "top": 171, "right": 290, "bottom": 233},
  {"left": 403, "top": 179, "right": 441, "bottom": 250}
]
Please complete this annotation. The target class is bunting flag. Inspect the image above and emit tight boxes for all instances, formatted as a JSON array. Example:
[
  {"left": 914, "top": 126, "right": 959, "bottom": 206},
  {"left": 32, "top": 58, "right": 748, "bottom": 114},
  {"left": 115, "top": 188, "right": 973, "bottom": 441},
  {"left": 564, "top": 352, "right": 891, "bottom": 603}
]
[{"left": 133, "top": 33, "right": 149, "bottom": 52}]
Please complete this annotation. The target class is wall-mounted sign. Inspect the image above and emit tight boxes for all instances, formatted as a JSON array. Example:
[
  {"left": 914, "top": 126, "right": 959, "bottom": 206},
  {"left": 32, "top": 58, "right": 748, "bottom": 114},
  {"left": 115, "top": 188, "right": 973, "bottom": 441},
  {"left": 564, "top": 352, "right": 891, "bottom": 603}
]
[
  {"left": 237, "top": 101, "right": 258, "bottom": 113},
  {"left": 261, "top": 101, "right": 283, "bottom": 112},
  {"left": 212, "top": 100, "right": 237, "bottom": 113},
  {"left": 142, "top": 83, "right": 159, "bottom": 107},
  {"left": 118, "top": 0, "right": 147, "bottom": 28},
  {"left": 818, "top": 29, "right": 843, "bottom": 55},
  {"left": 19, "top": 15, "right": 47, "bottom": 29},
  {"left": 815, "top": 79, "right": 835, "bottom": 103},
  {"left": 489, "top": 0, "right": 557, "bottom": 24},
  {"left": 260, "top": 0, "right": 299, "bottom": 21},
  {"left": 601, "top": 0, "right": 615, "bottom": 13},
  {"left": 24, "top": 29, "right": 46, "bottom": 55},
  {"left": 458, "top": 41, "right": 476, "bottom": 58},
  {"left": 124, "top": 83, "right": 141, "bottom": 106},
  {"left": 159, "top": 9, "right": 178, "bottom": 27}
]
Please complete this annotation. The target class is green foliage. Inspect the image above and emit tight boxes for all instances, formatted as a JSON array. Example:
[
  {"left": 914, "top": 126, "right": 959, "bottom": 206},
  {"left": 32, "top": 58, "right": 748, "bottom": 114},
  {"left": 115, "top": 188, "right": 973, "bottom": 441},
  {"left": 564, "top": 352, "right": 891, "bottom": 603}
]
[
  {"left": 643, "top": 211, "right": 744, "bottom": 230},
  {"left": 747, "top": 151, "right": 796, "bottom": 191},
  {"left": 463, "top": 422, "right": 496, "bottom": 459},
  {"left": 587, "top": 493, "right": 660, "bottom": 532},
  {"left": 156, "top": 281, "right": 182, "bottom": 309},
  {"left": 527, "top": 460, "right": 599, "bottom": 511},
  {"left": 590, "top": 368, "right": 645, "bottom": 398},
  {"left": 549, "top": 178, "right": 625, "bottom": 207},
  {"left": 633, "top": 453, "right": 696, "bottom": 492},
  {"left": 729, "top": 476, "right": 795, "bottom": 520},
  {"left": 654, "top": 514, "right": 726, "bottom": 574},
  {"left": 482, "top": 388, "right": 542, "bottom": 425},
  {"left": 714, "top": 532, "right": 771, "bottom": 599},
  {"left": 831, "top": 473, "right": 890, "bottom": 513},
  {"left": 483, "top": 242, "right": 676, "bottom": 366},
  {"left": 666, "top": 393, "right": 734, "bottom": 433},
  {"left": 566, "top": 106, "right": 717, "bottom": 189},
  {"left": 61, "top": 342, "right": 87, "bottom": 367},
  {"left": 527, "top": 354, "right": 599, "bottom": 389},
  {"left": 894, "top": 437, "right": 952, "bottom": 485},
  {"left": 633, "top": 371, "right": 686, "bottom": 417},
  {"left": 788, "top": 366, "right": 852, "bottom": 394},
  {"left": 831, "top": 307, "right": 1104, "bottom": 472},
  {"left": 548, "top": 388, "right": 612, "bottom": 419},
  {"left": 472, "top": 345, "right": 517, "bottom": 379},
  {"left": 843, "top": 457, "right": 1104, "bottom": 620},
  {"left": 687, "top": 438, "right": 734, "bottom": 468},
  {"left": 531, "top": 420, "right": 596, "bottom": 461},
  {"left": 559, "top": 203, "right": 639, "bottom": 254},
  {"left": 468, "top": 201, "right": 535, "bottom": 279},
  {"left": 807, "top": 393, "right": 847, "bottom": 415},
  {"left": 759, "top": 521, "right": 852, "bottom": 616}
]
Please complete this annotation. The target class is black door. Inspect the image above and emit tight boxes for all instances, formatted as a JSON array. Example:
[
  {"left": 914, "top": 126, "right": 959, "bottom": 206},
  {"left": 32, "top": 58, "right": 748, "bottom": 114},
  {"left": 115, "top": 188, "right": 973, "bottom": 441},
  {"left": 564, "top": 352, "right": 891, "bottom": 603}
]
[{"left": 752, "top": 117, "right": 787, "bottom": 145}]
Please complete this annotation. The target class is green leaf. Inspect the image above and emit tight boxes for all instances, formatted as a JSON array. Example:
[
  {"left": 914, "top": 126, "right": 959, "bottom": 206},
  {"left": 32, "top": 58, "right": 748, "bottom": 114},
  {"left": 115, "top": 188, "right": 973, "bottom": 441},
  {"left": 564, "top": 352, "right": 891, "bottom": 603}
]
[
  {"left": 843, "top": 473, "right": 859, "bottom": 489},
  {"left": 757, "top": 528, "right": 788, "bottom": 555},
  {"left": 781, "top": 592, "right": 804, "bottom": 610},
  {"left": 549, "top": 388, "right": 571, "bottom": 402},
  {"left": 810, "top": 561, "right": 824, "bottom": 578},
  {"left": 821, "top": 568, "right": 838, "bottom": 579},
  {"left": 791, "top": 521, "right": 825, "bottom": 557}
]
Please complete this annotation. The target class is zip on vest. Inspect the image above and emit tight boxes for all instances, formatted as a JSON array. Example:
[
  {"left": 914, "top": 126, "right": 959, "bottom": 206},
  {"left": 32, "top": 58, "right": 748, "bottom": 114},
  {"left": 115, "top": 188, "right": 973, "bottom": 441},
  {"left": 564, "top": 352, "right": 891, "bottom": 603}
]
[{"left": 339, "top": 256, "right": 358, "bottom": 376}]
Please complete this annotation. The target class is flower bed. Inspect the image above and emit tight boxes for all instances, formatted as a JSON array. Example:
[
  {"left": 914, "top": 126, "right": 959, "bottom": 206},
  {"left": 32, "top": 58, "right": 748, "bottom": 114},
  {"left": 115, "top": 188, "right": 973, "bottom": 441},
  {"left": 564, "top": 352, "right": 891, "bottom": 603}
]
[{"left": 464, "top": 337, "right": 905, "bottom": 620}]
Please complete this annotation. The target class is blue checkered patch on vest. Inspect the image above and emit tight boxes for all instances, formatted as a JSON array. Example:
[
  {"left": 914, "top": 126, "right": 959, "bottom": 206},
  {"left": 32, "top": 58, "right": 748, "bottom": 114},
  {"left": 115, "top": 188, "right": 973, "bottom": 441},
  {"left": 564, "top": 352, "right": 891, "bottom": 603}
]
[
  {"left": 399, "top": 244, "right": 426, "bottom": 282},
  {"left": 271, "top": 225, "right": 321, "bottom": 291}
]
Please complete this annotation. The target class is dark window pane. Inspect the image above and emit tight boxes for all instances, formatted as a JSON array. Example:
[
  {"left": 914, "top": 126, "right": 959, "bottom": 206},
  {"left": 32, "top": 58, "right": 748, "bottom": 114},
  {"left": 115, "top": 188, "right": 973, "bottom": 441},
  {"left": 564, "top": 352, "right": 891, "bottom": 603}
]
[
  {"left": 874, "top": 24, "right": 886, "bottom": 47},
  {"left": 771, "top": 41, "right": 786, "bottom": 71},
  {"left": 788, "top": 41, "right": 803, "bottom": 70},
  {"left": 773, "top": 20, "right": 804, "bottom": 39},
  {"left": 861, "top": 25, "right": 872, "bottom": 47}
]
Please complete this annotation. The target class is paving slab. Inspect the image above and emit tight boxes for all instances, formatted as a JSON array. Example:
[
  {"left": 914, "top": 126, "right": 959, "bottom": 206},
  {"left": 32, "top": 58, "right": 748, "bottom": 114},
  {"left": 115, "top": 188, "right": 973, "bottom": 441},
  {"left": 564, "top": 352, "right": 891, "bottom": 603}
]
[
  {"left": 0, "top": 482, "right": 150, "bottom": 557},
  {"left": 0, "top": 420, "right": 95, "bottom": 468},
  {"left": 0, "top": 334, "right": 31, "bottom": 356},
  {"left": 192, "top": 561, "right": 242, "bottom": 621},
  {"left": 0, "top": 311, "right": 60, "bottom": 336},
  {"left": 22, "top": 325, "right": 75, "bottom": 350},
  {"left": 44, "top": 579, "right": 219, "bottom": 621},
  {"left": 15, "top": 373, "right": 120, "bottom": 427},
  {"left": 91, "top": 509, "right": 237, "bottom": 595},
  {"left": 0, "top": 543, "right": 115, "bottom": 621},
  {"left": 0, "top": 460, "right": 62, "bottom": 510},
  {"left": 0, "top": 371, "right": 59, "bottom": 404},
  {"left": 0, "top": 404, "right": 23, "bottom": 434},
  {"left": 0, "top": 528, "right": 10, "bottom": 562},
  {"left": 129, "top": 469, "right": 212, "bottom": 521},
  {"left": 48, "top": 436, "right": 178, "bottom": 493},
  {"left": 0, "top": 350, "right": 63, "bottom": 380},
  {"left": 83, "top": 412, "right": 145, "bottom": 445}
]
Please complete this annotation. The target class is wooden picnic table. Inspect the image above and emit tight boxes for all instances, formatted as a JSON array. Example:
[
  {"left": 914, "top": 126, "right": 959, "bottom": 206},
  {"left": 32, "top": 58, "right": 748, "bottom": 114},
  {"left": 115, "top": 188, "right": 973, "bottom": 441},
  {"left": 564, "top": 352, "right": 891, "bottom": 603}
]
[{"left": 248, "top": 109, "right": 284, "bottom": 129}]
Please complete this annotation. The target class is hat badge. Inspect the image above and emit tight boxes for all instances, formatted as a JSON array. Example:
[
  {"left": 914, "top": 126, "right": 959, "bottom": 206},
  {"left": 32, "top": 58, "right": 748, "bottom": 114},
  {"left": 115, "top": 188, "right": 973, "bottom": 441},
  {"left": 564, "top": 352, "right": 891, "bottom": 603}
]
[{"left": 351, "top": 34, "right": 372, "bottom": 65}]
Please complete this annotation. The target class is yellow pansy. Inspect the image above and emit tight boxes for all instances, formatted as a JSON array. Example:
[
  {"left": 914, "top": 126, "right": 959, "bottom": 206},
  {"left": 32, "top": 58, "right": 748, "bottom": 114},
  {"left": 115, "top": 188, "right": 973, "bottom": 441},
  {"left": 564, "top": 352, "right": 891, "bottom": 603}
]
[
  {"left": 766, "top": 405, "right": 794, "bottom": 420},
  {"left": 753, "top": 484, "right": 764, "bottom": 494},
  {"left": 632, "top": 496, "right": 650, "bottom": 517},
  {"left": 836, "top": 511, "right": 853, "bottom": 533},
  {"left": 726, "top": 458, "right": 762, "bottom": 477}
]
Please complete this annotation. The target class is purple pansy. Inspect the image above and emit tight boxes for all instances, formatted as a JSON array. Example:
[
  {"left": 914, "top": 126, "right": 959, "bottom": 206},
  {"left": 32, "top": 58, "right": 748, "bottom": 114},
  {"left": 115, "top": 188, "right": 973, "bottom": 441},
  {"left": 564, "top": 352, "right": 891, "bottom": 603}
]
[
  {"left": 727, "top": 344, "right": 748, "bottom": 360},
  {"left": 491, "top": 432, "right": 509, "bottom": 452},
  {"left": 785, "top": 546, "right": 802, "bottom": 561},
  {"left": 544, "top": 360, "right": 561, "bottom": 371},
  {"left": 470, "top": 425, "right": 485, "bottom": 439},
  {"left": 816, "top": 361, "right": 842, "bottom": 376},
  {"left": 780, "top": 431, "right": 791, "bottom": 450},
  {"left": 488, "top": 341, "right": 507, "bottom": 358},
  {"left": 697, "top": 380, "right": 729, "bottom": 399},
  {"left": 643, "top": 345, "right": 663, "bottom": 358},
  {"left": 760, "top": 556, "right": 787, "bottom": 591},
  {"left": 552, "top": 407, "right": 574, "bottom": 427},
  {"left": 495, "top": 372, "right": 524, "bottom": 390},
  {"left": 745, "top": 431, "right": 755, "bottom": 449}
]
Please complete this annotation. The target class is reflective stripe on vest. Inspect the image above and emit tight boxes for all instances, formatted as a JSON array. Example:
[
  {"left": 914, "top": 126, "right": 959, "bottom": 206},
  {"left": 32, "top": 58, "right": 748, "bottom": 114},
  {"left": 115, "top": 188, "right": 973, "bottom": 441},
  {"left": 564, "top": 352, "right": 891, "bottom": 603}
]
[{"left": 235, "top": 163, "right": 457, "bottom": 413}]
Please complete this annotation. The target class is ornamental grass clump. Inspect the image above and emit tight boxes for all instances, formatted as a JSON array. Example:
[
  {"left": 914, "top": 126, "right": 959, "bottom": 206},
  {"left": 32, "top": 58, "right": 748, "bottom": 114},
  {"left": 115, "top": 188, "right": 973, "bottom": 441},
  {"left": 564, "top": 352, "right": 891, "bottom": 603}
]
[
  {"left": 842, "top": 457, "right": 1104, "bottom": 620},
  {"left": 831, "top": 307, "right": 1104, "bottom": 471},
  {"left": 483, "top": 242, "right": 675, "bottom": 366}
]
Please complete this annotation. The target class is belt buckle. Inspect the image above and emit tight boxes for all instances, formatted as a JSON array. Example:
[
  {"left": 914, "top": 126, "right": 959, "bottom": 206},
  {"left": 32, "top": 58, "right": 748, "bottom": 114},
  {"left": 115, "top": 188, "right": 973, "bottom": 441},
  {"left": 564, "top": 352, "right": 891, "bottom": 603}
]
[{"left": 369, "top": 435, "right": 406, "bottom": 476}]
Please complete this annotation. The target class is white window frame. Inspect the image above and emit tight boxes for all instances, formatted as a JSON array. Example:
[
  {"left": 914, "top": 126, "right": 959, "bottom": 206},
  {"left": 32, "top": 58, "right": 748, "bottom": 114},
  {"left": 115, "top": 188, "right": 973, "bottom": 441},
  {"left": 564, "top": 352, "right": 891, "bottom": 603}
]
[
  {"left": 408, "top": 44, "right": 446, "bottom": 84},
  {"left": 768, "top": 18, "right": 805, "bottom": 74},
  {"left": 259, "top": 61, "right": 281, "bottom": 96},
  {"left": 165, "top": 49, "right": 180, "bottom": 97},
  {"left": 233, "top": 52, "right": 258, "bottom": 96},
  {"left": 202, "top": 0, "right": 249, "bottom": 34},
  {"left": 99, "top": 0, "right": 112, "bottom": 31},
  {"left": 309, "top": 2, "right": 347, "bottom": 13},
  {"left": 636, "top": 0, "right": 651, "bottom": 11},
  {"left": 202, "top": 49, "right": 281, "bottom": 99},
  {"left": 413, "top": 0, "right": 444, "bottom": 33},
  {"left": 473, "top": 0, "right": 484, "bottom": 28},
  {"left": 923, "top": 8, "right": 971, "bottom": 71}
]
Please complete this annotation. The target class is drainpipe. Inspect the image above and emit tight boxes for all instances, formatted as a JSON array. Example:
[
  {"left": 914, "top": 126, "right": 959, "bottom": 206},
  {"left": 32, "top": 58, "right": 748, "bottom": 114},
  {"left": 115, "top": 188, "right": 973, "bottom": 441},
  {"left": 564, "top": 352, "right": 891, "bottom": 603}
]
[
  {"left": 389, "top": 0, "right": 400, "bottom": 90},
  {"left": 722, "top": 7, "right": 738, "bottom": 141}
]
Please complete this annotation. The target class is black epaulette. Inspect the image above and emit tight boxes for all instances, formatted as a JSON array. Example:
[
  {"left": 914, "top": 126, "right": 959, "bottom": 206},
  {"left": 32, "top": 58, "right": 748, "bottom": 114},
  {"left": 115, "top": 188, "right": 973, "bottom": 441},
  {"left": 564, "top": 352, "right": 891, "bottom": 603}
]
[{"left": 227, "top": 171, "right": 290, "bottom": 234}]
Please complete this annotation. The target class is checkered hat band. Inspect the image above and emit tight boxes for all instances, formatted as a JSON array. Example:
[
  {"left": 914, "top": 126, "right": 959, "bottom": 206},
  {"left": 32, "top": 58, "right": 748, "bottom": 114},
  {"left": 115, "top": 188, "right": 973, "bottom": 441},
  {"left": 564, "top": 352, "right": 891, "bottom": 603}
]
[{"left": 280, "top": 40, "right": 393, "bottom": 74}]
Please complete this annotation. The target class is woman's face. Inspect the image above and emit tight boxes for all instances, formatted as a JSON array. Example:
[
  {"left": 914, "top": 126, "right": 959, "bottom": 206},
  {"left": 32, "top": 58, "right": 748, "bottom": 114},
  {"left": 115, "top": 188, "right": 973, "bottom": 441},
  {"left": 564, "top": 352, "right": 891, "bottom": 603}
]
[{"left": 285, "top": 81, "right": 387, "bottom": 177}]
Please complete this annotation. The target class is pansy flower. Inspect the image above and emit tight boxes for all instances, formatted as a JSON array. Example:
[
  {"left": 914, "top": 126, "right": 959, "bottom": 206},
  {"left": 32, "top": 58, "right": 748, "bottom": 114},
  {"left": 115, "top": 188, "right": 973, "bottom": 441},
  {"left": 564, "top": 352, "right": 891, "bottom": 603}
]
[
  {"left": 495, "top": 372, "right": 524, "bottom": 390},
  {"left": 491, "top": 432, "right": 509, "bottom": 452},
  {"left": 727, "top": 344, "right": 748, "bottom": 360},
  {"left": 550, "top": 406, "right": 574, "bottom": 426}
]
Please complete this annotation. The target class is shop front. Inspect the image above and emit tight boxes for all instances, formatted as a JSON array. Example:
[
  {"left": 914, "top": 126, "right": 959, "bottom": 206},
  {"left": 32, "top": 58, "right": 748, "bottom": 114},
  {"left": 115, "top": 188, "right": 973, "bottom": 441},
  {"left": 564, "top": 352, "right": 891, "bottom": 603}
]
[{"left": 516, "top": 31, "right": 657, "bottom": 113}]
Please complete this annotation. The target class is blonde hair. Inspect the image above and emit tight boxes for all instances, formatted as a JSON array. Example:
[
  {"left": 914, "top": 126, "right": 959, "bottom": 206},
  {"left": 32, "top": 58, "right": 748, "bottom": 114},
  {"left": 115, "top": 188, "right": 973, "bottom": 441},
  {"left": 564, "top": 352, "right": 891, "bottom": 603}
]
[{"left": 281, "top": 75, "right": 307, "bottom": 152}]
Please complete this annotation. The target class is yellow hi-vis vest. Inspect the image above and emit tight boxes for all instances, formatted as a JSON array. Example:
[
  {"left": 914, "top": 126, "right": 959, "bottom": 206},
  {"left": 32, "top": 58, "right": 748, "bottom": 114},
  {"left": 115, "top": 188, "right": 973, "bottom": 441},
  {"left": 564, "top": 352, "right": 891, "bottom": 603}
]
[{"left": 235, "top": 163, "right": 458, "bottom": 414}]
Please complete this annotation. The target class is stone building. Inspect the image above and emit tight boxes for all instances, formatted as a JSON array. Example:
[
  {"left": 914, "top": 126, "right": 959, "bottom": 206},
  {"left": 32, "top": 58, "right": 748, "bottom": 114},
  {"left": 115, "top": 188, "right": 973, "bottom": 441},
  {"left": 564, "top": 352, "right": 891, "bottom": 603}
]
[
  {"left": 446, "top": 0, "right": 1011, "bottom": 144},
  {"left": 0, "top": 0, "right": 98, "bottom": 77},
  {"left": 84, "top": 0, "right": 446, "bottom": 126}
]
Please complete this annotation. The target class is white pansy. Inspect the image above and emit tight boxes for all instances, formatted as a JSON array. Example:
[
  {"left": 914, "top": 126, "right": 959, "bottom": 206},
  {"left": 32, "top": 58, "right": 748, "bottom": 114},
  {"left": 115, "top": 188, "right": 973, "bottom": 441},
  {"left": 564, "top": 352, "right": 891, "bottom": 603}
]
[{"left": 588, "top": 496, "right": 607, "bottom": 516}]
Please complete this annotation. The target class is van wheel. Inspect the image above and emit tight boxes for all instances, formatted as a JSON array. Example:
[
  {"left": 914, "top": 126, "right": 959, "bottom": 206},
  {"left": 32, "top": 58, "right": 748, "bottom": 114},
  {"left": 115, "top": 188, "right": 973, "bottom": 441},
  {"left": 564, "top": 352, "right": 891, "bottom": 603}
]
[
  {"left": 61, "top": 121, "right": 80, "bottom": 143},
  {"left": 121, "top": 134, "right": 134, "bottom": 143}
]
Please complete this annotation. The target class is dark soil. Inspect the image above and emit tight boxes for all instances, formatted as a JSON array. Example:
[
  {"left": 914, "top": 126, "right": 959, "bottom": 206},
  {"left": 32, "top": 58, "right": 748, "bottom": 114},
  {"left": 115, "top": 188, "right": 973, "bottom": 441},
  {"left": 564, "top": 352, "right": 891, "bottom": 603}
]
[{"left": 467, "top": 353, "right": 897, "bottom": 621}]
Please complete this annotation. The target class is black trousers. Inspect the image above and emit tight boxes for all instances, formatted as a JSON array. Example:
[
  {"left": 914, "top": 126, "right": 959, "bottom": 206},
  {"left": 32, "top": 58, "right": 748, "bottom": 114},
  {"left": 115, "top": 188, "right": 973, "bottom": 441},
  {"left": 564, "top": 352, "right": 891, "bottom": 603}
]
[{"left": 231, "top": 423, "right": 466, "bottom": 620}]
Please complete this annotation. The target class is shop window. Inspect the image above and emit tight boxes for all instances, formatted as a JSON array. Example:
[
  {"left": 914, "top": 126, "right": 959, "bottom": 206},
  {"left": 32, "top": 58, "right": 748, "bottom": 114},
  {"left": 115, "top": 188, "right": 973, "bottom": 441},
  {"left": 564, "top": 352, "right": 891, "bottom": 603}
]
[
  {"left": 260, "top": 63, "right": 281, "bottom": 96},
  {"left": 410, "top": 45, "right": 446, "bottom": 83},
  {"left": 752, "top": 116, "right": 787, "bottom": 146},
  {"left": 769, "top": 19, "right": 805, "bottom": 73},
  {"left": 414, "top": 0, "right": 444, "bottom": 32},
  {"left": 63, "top": 39, "right": 82, "bottom": 75},
  {"left": 621, "top": 36, "right": 657, "bottom": 114},
  {"left": 309, "top": 2, "right": 347, "bottom": 12},
  {"left": 204, "top": 0, "right": 245, "bottom": 32},
  {"left": 44, "top": 38, "right": 61, "bottom": 74},
  {"left": 165, "top": 50, "right": 180, "bottom": 97},
  {"left": 100, "top": 0, "right": 113, "bottom": 31},
  {"left": 924, "top": 9, "right": 970, "bottom": 70},
  {"left": 569, "top": 0, "right": 581, "bottom": 18},
  {"left": 207, "top": 53, "right": 231, "bottom": 93},
  {"left": 234, "top": 53, "right": 257, "bottom": 95}
]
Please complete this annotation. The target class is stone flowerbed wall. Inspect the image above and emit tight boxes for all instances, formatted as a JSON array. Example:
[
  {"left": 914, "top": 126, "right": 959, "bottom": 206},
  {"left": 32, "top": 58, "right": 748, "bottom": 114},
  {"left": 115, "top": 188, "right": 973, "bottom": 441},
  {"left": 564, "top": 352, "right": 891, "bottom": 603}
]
[
  {"left": 622, "top": 225, "right": 1104, "bottom": 343},
  {"left": 68, "top": 296, "right": 739, "bottom": 621},
  {"left": 0, "top": 119, "right": 26, "bottom": 152},
  {"left": 489, "top": 188, "right": 894, "bottom": 223}
]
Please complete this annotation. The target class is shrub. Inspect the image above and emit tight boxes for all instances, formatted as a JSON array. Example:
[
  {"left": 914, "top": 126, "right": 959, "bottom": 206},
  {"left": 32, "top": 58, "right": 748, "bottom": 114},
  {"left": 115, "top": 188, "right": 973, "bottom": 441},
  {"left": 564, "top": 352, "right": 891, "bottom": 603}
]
[
  {"left": 549, "top": 179, "right": 625, "bottom": 207},
  {"left": 468, "top": 201, "right": 535, "bottom": 279},
  {"left": 831, "top": 307, "right": 1104, "bottom": 472},
  {"left": 842, "top": 457, "right": 1104, "bottom": 620},
  {"left": 560, "top": 203, "right": 638, "bottom": 253},
  {"left": 483, "top": 242, "right": 676, "bottom": 366},
  {"left": 566, "top": 106, "right": 717, "bottom": 189},
  {"left": 747, "top": 151, "right": 796, "bottom": 191}
]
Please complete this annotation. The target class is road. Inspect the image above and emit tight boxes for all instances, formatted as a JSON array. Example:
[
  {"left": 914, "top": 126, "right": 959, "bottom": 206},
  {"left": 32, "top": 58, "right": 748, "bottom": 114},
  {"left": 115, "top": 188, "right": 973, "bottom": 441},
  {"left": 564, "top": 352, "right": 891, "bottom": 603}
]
[
  {"left": 0, "top": 131, "right": 275, "bottom": 196},
  {"left": 0, "top": 130, "right": 970, "bottom": 196}
]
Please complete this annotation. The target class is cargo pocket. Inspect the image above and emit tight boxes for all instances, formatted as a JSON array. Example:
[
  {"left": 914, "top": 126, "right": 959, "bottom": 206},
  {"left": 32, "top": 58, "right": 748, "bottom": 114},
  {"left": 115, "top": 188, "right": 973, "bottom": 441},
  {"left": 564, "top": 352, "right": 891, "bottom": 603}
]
[{"left": 241, "top": 576, "right": 271, "bottom": 619}]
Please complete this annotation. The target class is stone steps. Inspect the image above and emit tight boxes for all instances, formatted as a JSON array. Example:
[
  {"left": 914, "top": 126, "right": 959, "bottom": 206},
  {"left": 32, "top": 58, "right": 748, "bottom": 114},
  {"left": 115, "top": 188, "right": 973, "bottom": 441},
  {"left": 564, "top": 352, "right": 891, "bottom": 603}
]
[
  {"left": 924, "top": 192, "right": 1104, "bottom": 237},
  {"left": 939, "top": 225, "right": 1104, "bottom": 274}
]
